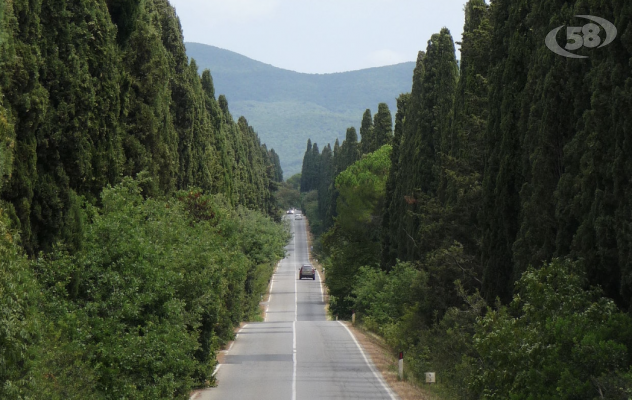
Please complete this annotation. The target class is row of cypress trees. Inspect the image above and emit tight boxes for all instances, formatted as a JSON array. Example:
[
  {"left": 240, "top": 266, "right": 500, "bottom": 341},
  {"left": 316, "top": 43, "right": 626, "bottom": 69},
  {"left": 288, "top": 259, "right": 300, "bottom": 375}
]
[
  {"left": 307, "top": 0, "right": 632, "bottom": 315},
  {"left": 301, "top": 0, "right": 632, "bottom": 396},
  {"left": 0, "top": 0, "right": 283, "bottom": 256},
  {"left": 0, "top": 1, "right": 290, "bottom": 398},
  {"left": 298, "top": 103, "right": 393, "bottom": 232}
]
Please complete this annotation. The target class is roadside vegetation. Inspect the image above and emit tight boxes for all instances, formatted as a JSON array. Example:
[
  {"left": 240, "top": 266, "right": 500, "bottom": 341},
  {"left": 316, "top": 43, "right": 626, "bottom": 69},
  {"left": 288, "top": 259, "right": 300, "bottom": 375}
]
[
  {"left": 1, "top": 179, "right": 288, "bottom": 399},
  {"left": 0, "top": 1, "right": 289, "bottom": 398},
  {"left": 299, "top": 1, "right": 632, "bottom": 398}
]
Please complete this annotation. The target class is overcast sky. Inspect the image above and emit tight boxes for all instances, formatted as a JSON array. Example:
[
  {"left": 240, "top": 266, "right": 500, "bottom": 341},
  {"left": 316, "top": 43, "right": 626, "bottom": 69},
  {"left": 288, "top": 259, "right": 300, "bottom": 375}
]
[{"left": 169, "top": 0, "right": 469, "bottom": 74}]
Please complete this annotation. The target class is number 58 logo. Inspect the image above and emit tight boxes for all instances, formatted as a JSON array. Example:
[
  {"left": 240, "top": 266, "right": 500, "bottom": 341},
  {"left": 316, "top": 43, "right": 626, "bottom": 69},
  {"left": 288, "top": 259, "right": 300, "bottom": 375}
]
[{"left": 546, "top": 16, "right": 617, "bottom": 59}]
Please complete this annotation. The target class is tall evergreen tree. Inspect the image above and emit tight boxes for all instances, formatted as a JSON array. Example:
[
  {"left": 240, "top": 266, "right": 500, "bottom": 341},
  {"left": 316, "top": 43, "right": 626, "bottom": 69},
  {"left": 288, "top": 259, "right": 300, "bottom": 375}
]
[
  {"left": 328, "top": 139, "right": 341, "bottom": 224},
  {"left": 382, "top": 93, "right": 410, "bottom": 269},
  {"left": 269, "top": 148, "right": 283, "bottom": 183},
  {"left": 371, "top": 103, "right": 393, "bottom": 152},
  {"left": 122, "top": 3, "right": 178, "bottom": 195},
  {"left": 201, "top": 69, "right": 233, "bottom": 197},
  {"left": 318, "top": 144, "right": 334, "bottom": 229},
  {"left": 390, "top": 28, "right": 458, "bottom": 262},
  {"left": 332, "top": 139, "right": 341, "bottom": 175},
  {"left": 300, "top": 139, "right": 313, "bottom": 192},
  {"left": 390, "top": 51, "right": 425, "bottom": 262},
  {"left": 340, "top": 127, "right": 360, "bottom": 172},
  {"left": 310, "top": 142, "right": 321, "bottom": 193},
  {"left": 360, "top": 109, "right": 374, "bottom": 154}
]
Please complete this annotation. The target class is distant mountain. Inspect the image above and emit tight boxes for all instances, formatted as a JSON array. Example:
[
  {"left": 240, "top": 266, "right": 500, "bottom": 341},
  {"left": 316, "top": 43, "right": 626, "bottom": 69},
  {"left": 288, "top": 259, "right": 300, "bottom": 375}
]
[{"left": 185, "top": 42, "right": 415, "bottom": 177}]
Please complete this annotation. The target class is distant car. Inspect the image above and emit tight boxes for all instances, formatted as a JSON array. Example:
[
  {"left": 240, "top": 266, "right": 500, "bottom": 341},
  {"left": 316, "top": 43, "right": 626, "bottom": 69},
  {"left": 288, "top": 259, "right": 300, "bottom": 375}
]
[
  {"left": 295, "top": 215, "right": 302, "bottom": 220},
  {"left": 299, "top": 264, "right": 315, "bottom": 280},
  {"left": 287, "top": 209, "right": 294, "bottom": 214}
]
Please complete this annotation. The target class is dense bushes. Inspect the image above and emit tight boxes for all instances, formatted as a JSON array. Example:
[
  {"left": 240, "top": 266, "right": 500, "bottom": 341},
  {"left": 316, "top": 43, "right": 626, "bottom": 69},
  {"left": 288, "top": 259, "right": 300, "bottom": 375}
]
[
  {"left": 472, "top": 259, "right": 632, "bottom": 399},
  {"left": 0, "top": 178, "right": 289, "bottom": 399},
  {"left": 0, "top": 213, "right": 41, "bottom": 399},
  {"left": 352, "top": 258, "right": 632, "bottom": 399}
]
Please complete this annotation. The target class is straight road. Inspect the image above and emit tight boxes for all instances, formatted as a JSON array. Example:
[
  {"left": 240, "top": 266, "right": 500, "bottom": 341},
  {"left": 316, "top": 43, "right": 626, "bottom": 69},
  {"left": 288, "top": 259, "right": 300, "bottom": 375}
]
[{"left": 195, "top": 215, "right": 398, "bottom": 400}]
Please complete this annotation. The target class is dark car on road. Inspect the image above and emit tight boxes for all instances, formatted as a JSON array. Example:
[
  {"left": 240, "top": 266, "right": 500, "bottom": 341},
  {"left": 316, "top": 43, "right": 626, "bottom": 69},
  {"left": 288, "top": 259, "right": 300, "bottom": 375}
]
[{"left": 299, "top": 264, "right": 315, "bottom": 280}]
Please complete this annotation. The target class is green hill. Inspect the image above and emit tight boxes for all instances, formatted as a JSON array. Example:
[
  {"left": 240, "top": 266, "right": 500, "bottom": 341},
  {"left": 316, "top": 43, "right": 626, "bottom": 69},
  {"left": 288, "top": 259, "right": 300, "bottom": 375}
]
[{"left": 185, "top": 42, "right": 415, "bottom": 177}]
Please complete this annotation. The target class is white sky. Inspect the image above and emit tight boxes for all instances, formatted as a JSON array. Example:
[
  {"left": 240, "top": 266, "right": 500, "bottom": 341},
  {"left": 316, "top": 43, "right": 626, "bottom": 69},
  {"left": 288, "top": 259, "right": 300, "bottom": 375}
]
[{"left": 169, "top": 0, "right": 468, "bottom": 74}]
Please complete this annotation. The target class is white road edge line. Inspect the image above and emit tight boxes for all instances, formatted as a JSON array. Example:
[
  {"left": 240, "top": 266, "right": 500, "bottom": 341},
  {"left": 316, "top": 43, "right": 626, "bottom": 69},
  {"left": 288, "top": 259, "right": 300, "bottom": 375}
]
[
  {"left": 212, "top": 323, "right": 248, "bottom": 380},
  {"left": 265, "top": 277, "right": 275, "bottom": 321},
  {"left": 212, "top": 363, "right": 221, "bottom": 376},
  {"left": 317, "top": 267, "right": 324, "bottom": 303},
  {"left": 338, "top": 321, "right": 399, "bottom": 400}
]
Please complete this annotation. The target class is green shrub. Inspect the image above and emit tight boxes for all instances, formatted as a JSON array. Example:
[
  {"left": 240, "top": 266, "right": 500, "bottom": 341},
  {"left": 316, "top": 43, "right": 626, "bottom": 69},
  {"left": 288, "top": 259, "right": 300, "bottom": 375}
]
[
  {"left": 353, "top": 262, "right": 420, "bottom": 334},
  {"left": 0, "top": 210, "right": 41, "bottom": 399},
  {"left": 31, "top": 178, "right": 289, "bottom": 399},
  {"left": 472, "top": 259, "right": 632, "bottom": 399}
]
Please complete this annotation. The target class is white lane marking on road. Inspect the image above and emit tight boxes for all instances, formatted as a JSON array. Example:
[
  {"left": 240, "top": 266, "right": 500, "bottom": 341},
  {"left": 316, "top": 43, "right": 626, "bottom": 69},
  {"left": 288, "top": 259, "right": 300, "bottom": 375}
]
[
  {"left": 338, "top": 321, "right": 399, "bottom": 400},
  {"left": 292, "top": 320, "right": 297, "bottom": 400},
  {"left": 293, "top": 230, "right": 298, "bottom": 400},
  {"left": 294, "top": 231, "right": 298, "bottom": 322}
]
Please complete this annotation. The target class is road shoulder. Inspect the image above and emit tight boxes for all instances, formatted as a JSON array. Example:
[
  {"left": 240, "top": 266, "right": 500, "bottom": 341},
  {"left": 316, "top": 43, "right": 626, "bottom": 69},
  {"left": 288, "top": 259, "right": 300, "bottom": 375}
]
[{"left": 343, "top": 322, "right": 439, "bottom": 400}]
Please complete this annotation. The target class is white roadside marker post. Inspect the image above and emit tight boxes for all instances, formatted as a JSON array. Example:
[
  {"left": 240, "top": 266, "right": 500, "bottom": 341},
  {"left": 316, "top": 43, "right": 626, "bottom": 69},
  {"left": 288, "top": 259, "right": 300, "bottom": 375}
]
[
  {"left": 352, "top": 310, "right": 356, "bottom": 325},
  {"left": 398, "top": 352, "right": 404, "bottom": 380}
]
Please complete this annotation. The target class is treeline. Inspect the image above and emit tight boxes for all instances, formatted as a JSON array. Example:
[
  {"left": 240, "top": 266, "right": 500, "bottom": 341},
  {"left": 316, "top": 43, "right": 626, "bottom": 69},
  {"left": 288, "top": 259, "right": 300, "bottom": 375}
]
[
  {"left": 0, "top": 0, "right": 283, "bottom": 255},
  {"left": 298, "top": 103, "right": 393, "bottom": 235},
  {"left": 0, "top": 0, "right": 289, "bottom": 399},
  {"left": 301, "top": 1, "right": 632, "bottom": 398}
]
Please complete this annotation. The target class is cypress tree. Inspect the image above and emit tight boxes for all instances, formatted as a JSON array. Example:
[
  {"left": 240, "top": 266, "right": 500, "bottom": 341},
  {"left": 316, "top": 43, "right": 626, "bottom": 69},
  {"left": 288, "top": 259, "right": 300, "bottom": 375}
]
[
  {"left": 509, "top": 3, "right": 586, "bottom": 284},
  {"left": 201, "top": 69, "right": 233, "bottom": 197},
  {"left": 551, "top": 2, "right": 631, "bottom": 307},
  {"left": 390, "top": 51, "right": 425, "bottom": 262},
  {"left": 310, "top": 143, "right": 321, "bottom": 194},
  {"left": 3, "top": 0, "right": 124, "bottom": 253},
  {"left": 382, "top": 93, "right": 410, "bottom": 269},
  {"left": 340, "top": 127, "right": 360, "bottom": 172},
  {"left": 328, "top": 139, "right": 341, "bottom": 224},
  {"left": 300, "top": 139, "right": 313, "bottom": 192},
  {"left": 371, "top": 103, "right": 393, "bottom": 152},
  {"left": 269, "top": 149, "right": 283, "bottom": 183},
  {"left": 218, "top": 95, "right": 231, "bottom": 119},
  {"left": 414, "top": 28, "right": 458, "bottom": 197},
  {"left": 391, "top": 28, "right": 458, "bottom": 262},
  {"left": 122, "top": 3, "right": 178, "bottom": 195},
  {"left": 360, "top": 109, "right": 374, "bottom": 154},
  {"left": 318, "top": 144, "right": 334, "bottom": 228},
  {"left": 479, "top": 0, "right": 532, "bottom": 303},
  {"left": 333, "top": 139, "right": 341, "bottom": 174}
]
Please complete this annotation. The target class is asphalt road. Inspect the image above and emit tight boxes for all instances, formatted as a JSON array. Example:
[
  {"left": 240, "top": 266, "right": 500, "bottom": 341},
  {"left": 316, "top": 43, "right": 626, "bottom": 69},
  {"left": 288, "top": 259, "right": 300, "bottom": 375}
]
[{"left": 194, "top": 215, "right": 398, "bottom": 400}]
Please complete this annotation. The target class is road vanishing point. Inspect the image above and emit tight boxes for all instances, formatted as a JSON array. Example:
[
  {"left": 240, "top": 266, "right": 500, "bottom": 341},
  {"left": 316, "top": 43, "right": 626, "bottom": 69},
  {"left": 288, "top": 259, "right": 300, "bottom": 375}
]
[{"left": 194, "top": 215, "right": 398, "bottom": 400}]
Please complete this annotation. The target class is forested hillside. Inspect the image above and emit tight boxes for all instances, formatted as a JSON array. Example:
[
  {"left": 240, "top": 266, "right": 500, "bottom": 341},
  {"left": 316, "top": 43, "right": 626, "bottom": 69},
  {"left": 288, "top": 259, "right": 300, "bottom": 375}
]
[
  {"left": 301, "top": 1, "right": 632, "bottom": 398},
  {"left": 185, "top": 42, "right": 415, "bottom": 177},
  {"left": 0, "top": 1, "right": 288, "bottom": 398}
]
